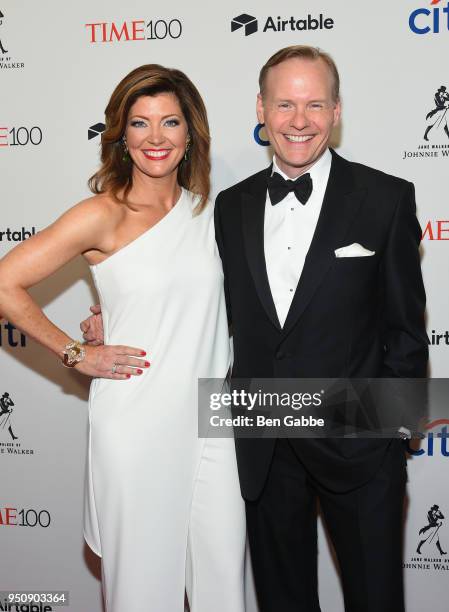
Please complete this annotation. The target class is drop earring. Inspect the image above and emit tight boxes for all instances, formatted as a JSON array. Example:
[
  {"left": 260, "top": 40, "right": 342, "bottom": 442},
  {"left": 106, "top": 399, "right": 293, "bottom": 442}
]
[
  {"left": 184, "top": 136, "right": 191, "bottom": 161},
  {"left": 121, "top": 137, "right": 130, "bottom": 162}
]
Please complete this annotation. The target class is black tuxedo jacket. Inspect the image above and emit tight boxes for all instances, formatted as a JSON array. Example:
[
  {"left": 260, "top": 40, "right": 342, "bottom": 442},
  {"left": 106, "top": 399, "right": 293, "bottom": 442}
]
[{"left": 215, "top": 149, "right": 428, "bottom": 500}]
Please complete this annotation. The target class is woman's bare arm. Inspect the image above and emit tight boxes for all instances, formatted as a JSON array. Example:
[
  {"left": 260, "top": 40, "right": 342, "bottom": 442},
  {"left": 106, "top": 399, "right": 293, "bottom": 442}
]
[{"left": 0, "top": 199, "right": 148, "bottom": 379}]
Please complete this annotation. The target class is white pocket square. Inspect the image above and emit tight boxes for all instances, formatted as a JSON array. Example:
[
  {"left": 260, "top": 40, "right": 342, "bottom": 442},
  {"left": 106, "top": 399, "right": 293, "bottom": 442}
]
[{"left": 334, "top": 243, "right": 375, "bottom": 258}]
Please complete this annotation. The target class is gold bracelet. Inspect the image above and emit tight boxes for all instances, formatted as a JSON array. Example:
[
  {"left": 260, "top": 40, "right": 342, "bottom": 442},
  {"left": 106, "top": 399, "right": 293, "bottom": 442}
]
[{"left": 61, "top": 340, "right": 86, "bottom": 368}]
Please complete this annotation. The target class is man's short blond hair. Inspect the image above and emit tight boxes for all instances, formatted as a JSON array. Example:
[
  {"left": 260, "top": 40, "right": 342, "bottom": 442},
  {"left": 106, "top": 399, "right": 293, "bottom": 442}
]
[{"left": 259, "top": 45, "right": 340, "bottom": 103}]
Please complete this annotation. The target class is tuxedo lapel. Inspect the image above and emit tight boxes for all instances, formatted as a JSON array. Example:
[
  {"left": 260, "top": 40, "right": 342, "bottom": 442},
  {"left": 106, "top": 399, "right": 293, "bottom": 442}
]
[
  {"left": 282, "top": 151, "right": 366, "bottom": 337},
  {"left": 241, "top": 166, "right": 281, "bottom": 330}
]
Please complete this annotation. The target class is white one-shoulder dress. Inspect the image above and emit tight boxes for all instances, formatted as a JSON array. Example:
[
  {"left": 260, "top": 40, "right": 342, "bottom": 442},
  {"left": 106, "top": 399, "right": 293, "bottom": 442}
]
[{"left": 84, "top": 189, "right": 245, "bottom": 612}]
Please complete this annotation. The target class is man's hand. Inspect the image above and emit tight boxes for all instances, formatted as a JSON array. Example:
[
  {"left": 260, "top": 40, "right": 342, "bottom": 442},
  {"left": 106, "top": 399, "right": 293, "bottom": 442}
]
[{"left": 80, "top": 304, "right": 104, "bottom": 345}]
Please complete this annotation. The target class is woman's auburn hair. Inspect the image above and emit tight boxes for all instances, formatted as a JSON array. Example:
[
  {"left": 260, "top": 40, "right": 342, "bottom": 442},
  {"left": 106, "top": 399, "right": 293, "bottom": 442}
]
[{"left": 88, "top": 64, "right": 211, "bottom": 214}]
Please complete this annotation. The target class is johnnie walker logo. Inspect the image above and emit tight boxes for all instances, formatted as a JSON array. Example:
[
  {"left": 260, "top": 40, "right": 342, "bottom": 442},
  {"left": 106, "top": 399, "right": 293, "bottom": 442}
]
[
  {"left": 423, "top": 86, "right": 449, "bottom": 142},
  {"left": 404, "top": 503, "right": 449, "bottom": 572},
  {"left": 0, "top": 9, "right": 25, "bottom": 70},
  {"left": 402, "top": 84, "right": 449, "bottom": 160},
  {"left": 0, "top": 391, "right": 35, "bottom": 455},
  {"left": 0, "top": 9, "right": 7, "bottom": 54},
  {"left": 0, "top": 391, "right": 17, "bottom": 441},
  {"left": 416, "top": 504, "right": 447, "bottom": 556}
]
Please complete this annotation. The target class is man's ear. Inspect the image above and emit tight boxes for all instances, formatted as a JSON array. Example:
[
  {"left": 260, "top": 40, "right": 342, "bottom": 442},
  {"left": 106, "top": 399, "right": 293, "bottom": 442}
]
[
  {"left": 256, "top": 93, "right": 265, "bottom": 125},
  {"left": 333, "top": 99, "right": 342, "bottom": 127}
]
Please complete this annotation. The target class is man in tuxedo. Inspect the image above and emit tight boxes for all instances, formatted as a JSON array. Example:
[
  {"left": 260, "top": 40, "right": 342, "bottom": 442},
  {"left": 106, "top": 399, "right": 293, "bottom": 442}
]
[
  {"left": 81, "top": 45, "right": 428, "bottom": 612},
  {"left": 213, "top": 46, "right": 428, "bottom": 612}
]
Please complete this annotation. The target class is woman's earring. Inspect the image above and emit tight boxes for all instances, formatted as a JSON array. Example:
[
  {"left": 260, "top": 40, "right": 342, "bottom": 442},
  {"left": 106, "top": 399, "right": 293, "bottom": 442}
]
[
  {"left": 184, "top": 136, "right": 191, "bottom": 161},
  {"left": 121, "top": 137, "right": 130, "bottom": 162}
]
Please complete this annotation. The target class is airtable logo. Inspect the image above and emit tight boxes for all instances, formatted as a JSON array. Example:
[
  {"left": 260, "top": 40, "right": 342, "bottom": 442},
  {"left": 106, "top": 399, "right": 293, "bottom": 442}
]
[
  {"left": 88, "top": 122, "right": 105, "bottom": 140},
  {"left": 409, "top": 0, "right": 449, "bottom": 34},
  {"left": 231, "top": 14, "right": 258, "bottom": 36},
  {"left": 429, "top": 330, "right": 449, "bottom": 346},
  {"left": 231, "top": 12, "right": 334, "bottom": 36},
  {"left": 0, "top": 227, "right": 36, "bottom": 241}
]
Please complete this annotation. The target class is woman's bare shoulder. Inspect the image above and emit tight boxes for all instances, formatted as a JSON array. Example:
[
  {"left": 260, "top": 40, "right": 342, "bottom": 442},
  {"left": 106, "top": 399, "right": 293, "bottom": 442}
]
[
  {"left": 35, "top": 193, "right": 127, "bottom": 259},
  {"left": 61, "top": 194, "right": 126, "bottom": 259},
  {"left": 70, "top": 193, "right": 124, "bottom": 227}
]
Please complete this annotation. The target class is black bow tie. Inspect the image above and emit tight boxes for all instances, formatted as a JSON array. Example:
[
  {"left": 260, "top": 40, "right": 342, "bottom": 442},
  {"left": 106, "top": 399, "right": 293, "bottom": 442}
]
[{"left": 268, "top": 172, "right": 313, "bottom": 206}]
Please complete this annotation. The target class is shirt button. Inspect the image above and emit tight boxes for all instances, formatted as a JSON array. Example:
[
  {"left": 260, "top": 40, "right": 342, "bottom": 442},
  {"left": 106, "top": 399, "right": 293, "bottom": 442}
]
[
  {"left": 289, "top": 288, "right": 293, "bottom": 292},
  {"left": 288, "top": 246, "right": 291, "bottom": 250},
  {"left": 290, "top": 208, "right": 294, "bottom": 211}
]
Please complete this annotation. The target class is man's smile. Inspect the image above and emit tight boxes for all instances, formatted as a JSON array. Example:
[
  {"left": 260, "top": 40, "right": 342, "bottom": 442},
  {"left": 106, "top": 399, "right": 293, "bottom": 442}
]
[{"left": 283, "top": 134, "right": 315, "bottom": 143}]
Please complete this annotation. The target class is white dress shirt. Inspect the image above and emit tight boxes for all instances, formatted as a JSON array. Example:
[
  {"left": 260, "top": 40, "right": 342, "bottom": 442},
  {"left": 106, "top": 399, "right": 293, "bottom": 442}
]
[{"left": 264, "top": 148, "right": 332, "bottom": 327}]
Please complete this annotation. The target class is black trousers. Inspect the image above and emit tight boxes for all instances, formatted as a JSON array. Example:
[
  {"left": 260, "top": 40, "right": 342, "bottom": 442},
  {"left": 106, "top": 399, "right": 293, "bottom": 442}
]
[{"left": 245, "top": 438, "right": 406, "bottom": 612}]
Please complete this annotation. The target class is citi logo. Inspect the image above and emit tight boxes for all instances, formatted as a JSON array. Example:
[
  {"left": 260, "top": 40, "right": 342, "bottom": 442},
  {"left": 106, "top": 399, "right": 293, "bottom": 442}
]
[
  {"left": 254, "top": 123, "right": 270, "bottom": 146},
  {"left": 231, "top": 12, "right": 334, "bottom": 36},
  {"left": 422, "top": 220, "right": 449, "bottom": 240},
  {"left": 409, "top": 0, "right": 449, "bottom": 34},
  {"left": 88, "top": 122, "right": 105, "bottom": 140},
  {"left": 0, "top": 322, "right": 26, "bottom": 347},
  {"left": 405, "top": 420, "right": 449, "bottom": 457}
]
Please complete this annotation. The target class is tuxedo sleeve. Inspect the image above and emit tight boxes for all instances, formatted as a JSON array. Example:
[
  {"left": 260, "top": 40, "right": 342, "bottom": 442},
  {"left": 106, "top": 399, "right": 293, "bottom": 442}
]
[
  {"left": 214, "top": 193, "right": 232, "bottom": 327},
  {"left": 381, "top": 181, "right": 428, "bottom": 378}
]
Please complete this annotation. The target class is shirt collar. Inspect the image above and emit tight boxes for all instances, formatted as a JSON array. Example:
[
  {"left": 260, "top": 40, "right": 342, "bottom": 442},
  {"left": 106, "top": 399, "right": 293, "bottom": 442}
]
[{"left": 271, "top": 148, "right": 332, "bottom": 184}]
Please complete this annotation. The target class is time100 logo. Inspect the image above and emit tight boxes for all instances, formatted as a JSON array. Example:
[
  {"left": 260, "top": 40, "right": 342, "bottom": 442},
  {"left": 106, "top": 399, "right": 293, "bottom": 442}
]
[
  {"left": 0, "top": 126, "right": 43, "bottom": 147},
  {"left": 0, "top": 506, "right": 51, "bottom": 527},
  {"left": 85, "top": 19, "right": 182, "bottom": 43}
]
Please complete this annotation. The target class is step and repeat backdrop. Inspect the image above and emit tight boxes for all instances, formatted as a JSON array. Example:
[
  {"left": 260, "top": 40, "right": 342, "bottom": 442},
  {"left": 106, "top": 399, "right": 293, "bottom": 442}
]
[{"left": 1, "top": 1, "right": 448, "bottom": 611}]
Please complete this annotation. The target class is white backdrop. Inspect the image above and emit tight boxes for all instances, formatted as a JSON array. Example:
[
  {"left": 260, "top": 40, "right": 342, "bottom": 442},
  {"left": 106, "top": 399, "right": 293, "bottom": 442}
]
[{"left": 1, "top": 1, "right": 448, "bottom": 610}]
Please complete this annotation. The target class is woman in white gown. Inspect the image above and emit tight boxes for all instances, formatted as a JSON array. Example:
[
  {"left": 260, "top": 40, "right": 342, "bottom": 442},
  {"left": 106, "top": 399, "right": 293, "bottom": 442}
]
[{"left": 0, "top": 65, "right": 245, "bottom": 611}]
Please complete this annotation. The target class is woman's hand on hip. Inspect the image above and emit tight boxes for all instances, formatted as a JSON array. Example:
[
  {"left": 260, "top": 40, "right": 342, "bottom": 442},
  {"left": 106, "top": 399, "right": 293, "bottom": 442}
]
[{"left": 75, "top": 344, "right": 150, "bottom": 379}]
